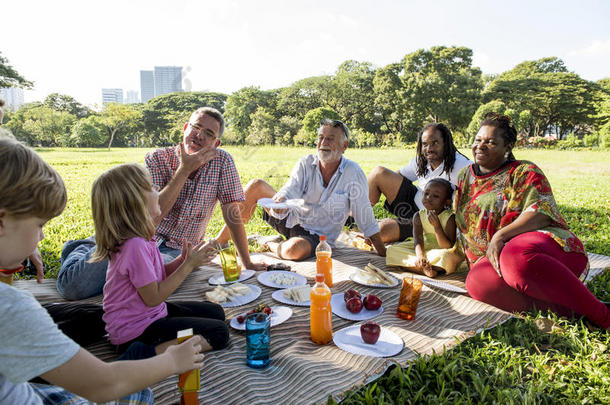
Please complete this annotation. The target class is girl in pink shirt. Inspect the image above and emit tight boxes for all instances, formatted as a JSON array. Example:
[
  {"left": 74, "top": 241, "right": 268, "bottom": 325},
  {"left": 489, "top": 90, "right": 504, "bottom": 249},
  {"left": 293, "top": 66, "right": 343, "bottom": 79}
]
[{"left": 90, "top": 163, "right": 229, "bottom": 356}]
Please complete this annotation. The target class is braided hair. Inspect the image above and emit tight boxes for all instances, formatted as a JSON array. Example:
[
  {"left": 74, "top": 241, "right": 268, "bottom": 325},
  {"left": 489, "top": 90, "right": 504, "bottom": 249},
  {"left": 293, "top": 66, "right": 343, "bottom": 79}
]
[
  {"left": 416, "top": 123, "right": 464, "bottom": 181},
  {"left": 479, "top": 112, "right": 517, "bottom": 160}
]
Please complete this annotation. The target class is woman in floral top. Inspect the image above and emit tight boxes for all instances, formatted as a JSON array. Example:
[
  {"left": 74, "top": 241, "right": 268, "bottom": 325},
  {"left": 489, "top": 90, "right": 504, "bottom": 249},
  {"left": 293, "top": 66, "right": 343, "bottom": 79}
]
[{"left": 455, "top": 113, "right": 609, "bottom": 329}]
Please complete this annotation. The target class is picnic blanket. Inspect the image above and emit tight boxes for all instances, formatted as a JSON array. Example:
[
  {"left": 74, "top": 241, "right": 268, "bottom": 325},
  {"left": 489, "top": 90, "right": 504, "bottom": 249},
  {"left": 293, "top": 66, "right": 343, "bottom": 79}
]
[{"left": 14, "top": 246, "right": 610, "bottom": 405}]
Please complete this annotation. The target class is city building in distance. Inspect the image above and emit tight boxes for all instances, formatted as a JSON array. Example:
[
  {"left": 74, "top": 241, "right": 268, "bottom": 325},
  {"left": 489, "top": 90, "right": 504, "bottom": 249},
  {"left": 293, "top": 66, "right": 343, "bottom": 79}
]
[
  {"left": 125, "top": 90, "right": 140, "bottom": 104},
  {"left": 102, "top": 88, "right": 123, "bottom": 104},
  {"left": 140, "top": 66, "right": 183, "bottom": 103},
  {"left": 0, "top": 87, "right": 24, "bottom": 111},
  {"left": 140, "top": 70, "right": 154, "bottom": 103}
]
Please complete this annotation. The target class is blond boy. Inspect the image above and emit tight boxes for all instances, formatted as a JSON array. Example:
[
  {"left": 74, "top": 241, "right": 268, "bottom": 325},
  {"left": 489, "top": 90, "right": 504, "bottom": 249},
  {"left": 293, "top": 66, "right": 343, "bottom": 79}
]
[{"left": 0, "top": 136, "right": 204, "bottom": 403}]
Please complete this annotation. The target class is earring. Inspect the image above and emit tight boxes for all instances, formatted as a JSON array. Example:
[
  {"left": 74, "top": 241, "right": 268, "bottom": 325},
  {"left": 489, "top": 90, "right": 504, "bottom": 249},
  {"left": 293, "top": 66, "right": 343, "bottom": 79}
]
[{"left": 504, "top": 151, "right": 510, "bottom": 159}]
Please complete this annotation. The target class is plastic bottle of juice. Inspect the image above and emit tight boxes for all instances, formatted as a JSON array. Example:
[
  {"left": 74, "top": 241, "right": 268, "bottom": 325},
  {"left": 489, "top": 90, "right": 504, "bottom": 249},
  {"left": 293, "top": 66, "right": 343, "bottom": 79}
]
[
  {"left": 310, "top": 273, "right": 332, "bottom": 345},
  {"left": 316, "top": 236, "right": 332, "bottom": 287}
]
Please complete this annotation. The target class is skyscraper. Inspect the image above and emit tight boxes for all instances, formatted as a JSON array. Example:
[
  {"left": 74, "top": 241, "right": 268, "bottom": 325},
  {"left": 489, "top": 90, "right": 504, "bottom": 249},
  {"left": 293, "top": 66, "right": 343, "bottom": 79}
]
[
  {"left": 102, "top": 88, "right": 123, "bottom": 104},
  {"left": 154, "top": 66, "right": 182, "bottom": 97},
  {"left": 125, "top": 90, "right": 140, "bottom": 104},
  {"left": 140, "top": 70, "right": 154, "bottom": 103},
  {"left": 0, "top": 87, "right": 24, "bottom": 111}
]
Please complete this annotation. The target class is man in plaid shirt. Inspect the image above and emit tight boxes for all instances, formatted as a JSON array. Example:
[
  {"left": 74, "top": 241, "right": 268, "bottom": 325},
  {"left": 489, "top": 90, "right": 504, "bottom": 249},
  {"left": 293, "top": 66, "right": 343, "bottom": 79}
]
[
  {"left": 57, "top": 107, "right": 266, "bottom": 301},
  {"left": 145, "top": 106, "right": 266, "bottom": 271}
]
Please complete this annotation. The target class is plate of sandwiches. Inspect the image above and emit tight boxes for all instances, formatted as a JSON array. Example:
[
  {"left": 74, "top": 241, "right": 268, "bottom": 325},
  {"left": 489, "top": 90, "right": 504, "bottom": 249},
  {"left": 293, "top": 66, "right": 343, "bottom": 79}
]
[
  {"left": 350, "top": 263, "right": 399, "bottom": 288},
  {"left": 204, "top": 283, "right": 262, "bottom": 308},
  {"left": 272, "top": 285, "right": 312, "bottom": 307}
]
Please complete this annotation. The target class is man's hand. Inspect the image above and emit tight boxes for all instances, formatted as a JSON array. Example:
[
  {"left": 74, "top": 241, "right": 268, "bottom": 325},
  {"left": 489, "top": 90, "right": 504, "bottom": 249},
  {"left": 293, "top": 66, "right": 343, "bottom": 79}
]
[
  {"left": 242, "top": 259, "right": 268, "bottom": 271},
  {"left": 30, "top": 247, "right": 44, "bottom": 283},
  {"left": 177, "top": 142, "right": 216, "bottom": 175},
  {"left": 271, "top": 195, "right": 287, "bottom": 215},
  {"left": 368, "top": 233, "right": 386, "bottom": 257}
]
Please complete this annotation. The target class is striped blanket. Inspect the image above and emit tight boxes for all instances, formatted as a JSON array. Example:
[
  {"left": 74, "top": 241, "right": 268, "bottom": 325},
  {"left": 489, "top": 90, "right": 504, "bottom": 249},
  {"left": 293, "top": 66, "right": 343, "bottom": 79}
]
[{"left": 14, "top": 246, "right": 610, "bottom": 405}]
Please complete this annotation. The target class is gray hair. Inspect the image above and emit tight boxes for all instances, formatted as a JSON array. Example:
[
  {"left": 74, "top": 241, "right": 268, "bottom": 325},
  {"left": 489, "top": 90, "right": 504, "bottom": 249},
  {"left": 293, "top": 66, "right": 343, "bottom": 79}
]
[
  {"left": 318, "top": 119, "right": 350, "bottom": 142},
  {"left": 191, "top": 107, "right": 225, "bottom": 137}
]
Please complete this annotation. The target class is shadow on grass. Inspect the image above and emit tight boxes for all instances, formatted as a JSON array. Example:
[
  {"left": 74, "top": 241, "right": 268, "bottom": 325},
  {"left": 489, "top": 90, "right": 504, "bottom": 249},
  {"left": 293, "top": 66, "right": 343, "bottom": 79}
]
[{"left": 330, "top": 312, "right": 610, "bottom": 404}]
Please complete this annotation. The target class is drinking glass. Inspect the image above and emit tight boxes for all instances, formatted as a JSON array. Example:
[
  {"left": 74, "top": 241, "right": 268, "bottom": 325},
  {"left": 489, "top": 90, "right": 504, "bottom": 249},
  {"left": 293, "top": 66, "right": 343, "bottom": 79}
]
[
  {"left": 397, "top": 277, "right": 423, "bottom": 320},
  {"left": 219, "top": 244, "right": 241, "bottom": 282},
  {"left": 246, "top": 313, "right": 270, "bottom": 368}
]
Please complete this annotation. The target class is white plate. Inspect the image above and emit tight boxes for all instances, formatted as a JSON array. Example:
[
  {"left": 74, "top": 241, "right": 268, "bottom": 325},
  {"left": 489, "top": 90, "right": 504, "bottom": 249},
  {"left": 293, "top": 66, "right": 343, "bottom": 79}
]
[
  {"left": 208, "top": 269, "right": 256, "bottom": 285},
  {"left": 330, "top": 293, "right": 383, "bottom": 321},
  {"left": 257, "top": 271, "right": 307, "bottom": 289},
  {"left": 416, "top": 277, "right": 467, "bottom": 294},
  {"left": 333, "top": 324, "right": 404, "bottom": 357},
  {"left": 271, "top": 289, "right": 311, "bottom": 307},
  {"left": 217, "top": 284, "right": 262, "bottom": 308},
  {"left": 229, "top": 306, "right": 293, "bottom": 330},
  {"left": 257, "top": 198, "right": 308, "bottom": 211},
  {"left": 349, "top": 271, "right": 399, "bottom": 288}
]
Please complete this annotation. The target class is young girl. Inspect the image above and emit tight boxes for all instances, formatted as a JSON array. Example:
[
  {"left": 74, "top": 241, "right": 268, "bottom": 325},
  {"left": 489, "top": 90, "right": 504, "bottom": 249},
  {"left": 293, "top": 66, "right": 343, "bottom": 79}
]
[
  {"left": 90, "top": 163, "right": 229, "bottom": 357},
  {"left": 386, "top": 178, "right": 463, "bottom": 277}
]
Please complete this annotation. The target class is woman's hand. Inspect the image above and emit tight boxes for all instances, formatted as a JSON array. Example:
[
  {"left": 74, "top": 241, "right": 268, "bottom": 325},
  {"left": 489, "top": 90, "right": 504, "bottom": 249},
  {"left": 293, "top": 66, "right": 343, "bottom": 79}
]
[{"left": 487, "top": 233, "right": 505, "bottom": 277}]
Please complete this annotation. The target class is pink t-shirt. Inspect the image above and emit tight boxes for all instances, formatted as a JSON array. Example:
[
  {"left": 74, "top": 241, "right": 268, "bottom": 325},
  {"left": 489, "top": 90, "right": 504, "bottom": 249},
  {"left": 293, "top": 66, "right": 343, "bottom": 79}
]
[{"left": 102, "top": 237, "right": 168, "bottom": 345}]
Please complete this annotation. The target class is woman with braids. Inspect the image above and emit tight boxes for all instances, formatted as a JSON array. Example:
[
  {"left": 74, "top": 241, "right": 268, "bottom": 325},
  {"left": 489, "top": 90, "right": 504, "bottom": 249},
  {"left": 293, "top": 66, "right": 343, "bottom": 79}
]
[
  {"left": 455, "top": 113, "right": 609, "bottom": 329},
  {"left": 367, "top": 122, "right": 471, "bottom": 243}
]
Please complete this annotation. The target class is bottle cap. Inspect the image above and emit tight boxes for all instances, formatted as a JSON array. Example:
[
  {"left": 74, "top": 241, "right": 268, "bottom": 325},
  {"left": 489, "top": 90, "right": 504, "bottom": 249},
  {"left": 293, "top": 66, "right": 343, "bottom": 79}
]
[
  {"left": 320, "top": 235, "right": 326, "bottom": 241},
  {"left": 315, "top": 273, "right": 325, "bottom": 282}
]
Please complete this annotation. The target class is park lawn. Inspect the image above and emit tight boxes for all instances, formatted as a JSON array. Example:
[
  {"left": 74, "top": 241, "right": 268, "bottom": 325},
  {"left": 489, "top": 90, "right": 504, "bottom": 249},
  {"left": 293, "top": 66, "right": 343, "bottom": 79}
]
[{"left": 34, "top": 146, "right": 610, "bottom": 403}]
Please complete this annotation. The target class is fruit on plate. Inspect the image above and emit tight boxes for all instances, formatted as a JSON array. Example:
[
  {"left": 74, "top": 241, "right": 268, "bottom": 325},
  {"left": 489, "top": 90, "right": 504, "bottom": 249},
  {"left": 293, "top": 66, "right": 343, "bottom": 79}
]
[
  {"left": 237, "top": 303, "right": 273, "bottom": 323},
  {"left": 360, "top": 321, "right": 381, "bottom": 344},
  {"left": 363, "top": 294, "right": 382, "bottom": 310},
  {"left": 344, "top": 289, "right": 362, "bottom": 303},
  {"left": 346, "top": 296, "right": 363, "bottom": 313}
]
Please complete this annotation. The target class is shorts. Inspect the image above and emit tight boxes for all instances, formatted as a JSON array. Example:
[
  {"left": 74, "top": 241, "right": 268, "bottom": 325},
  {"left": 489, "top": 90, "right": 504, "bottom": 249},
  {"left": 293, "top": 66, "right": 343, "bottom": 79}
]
[
  {"left": 263, "top": 211, "right": 320, "bottom": 258},
  {"left": 383, "top": 176, "right": 418, "bottom": 241}
]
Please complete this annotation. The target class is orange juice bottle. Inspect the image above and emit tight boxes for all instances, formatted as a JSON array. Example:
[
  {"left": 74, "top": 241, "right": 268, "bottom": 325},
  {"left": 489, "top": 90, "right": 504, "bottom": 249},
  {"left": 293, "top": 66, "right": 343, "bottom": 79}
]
[
  {"left": 316, "top": 235, "right": 332, "bottom": 287},
  {"left": 310, "top": 273, "right": 332, "bottom": 345}
]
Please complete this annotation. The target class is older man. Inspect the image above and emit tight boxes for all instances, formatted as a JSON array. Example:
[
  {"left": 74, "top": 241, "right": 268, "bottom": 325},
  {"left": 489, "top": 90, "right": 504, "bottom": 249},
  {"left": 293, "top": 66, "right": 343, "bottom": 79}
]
[
  {"left": 216, "top": 119, "right": 386, "bottom": 261},
  {"left": 57, "top": 107, "right": 265, "bottom": 300}
]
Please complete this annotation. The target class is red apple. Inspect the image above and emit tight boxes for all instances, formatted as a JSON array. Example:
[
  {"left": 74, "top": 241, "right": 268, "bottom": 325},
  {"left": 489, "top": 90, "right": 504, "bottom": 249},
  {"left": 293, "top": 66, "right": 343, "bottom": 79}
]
[
  {"left": 344, "top": 289, "right": 362, "bottom": 303},
  {"left": 363, "top": 294, "right": 382, "bottom": 310},
  {"left": 346, "top": 297, "right": 363, "bottom": 313},
  {"left": 360, "top": 321, "right": 381, "bottom": 344}
]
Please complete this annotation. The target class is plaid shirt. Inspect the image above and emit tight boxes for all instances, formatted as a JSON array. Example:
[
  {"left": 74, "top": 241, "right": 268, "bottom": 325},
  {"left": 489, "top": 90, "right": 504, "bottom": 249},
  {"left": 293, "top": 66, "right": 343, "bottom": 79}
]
[{"left": 145, "top": 146, "right": 245, "bottom": 250}]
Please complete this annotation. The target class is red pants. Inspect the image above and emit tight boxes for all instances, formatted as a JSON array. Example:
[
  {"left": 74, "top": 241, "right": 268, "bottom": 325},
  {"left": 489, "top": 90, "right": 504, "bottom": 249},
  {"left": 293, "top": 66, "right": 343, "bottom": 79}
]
[{"left": 466, "top": 232, "right": 610, "bottom": 329}]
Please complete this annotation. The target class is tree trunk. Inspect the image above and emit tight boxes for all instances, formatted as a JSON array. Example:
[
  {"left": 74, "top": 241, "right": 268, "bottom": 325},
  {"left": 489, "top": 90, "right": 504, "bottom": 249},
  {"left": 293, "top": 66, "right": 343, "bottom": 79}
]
[{"left": 107, "top": 128, "right": 117, "bottom": 149}]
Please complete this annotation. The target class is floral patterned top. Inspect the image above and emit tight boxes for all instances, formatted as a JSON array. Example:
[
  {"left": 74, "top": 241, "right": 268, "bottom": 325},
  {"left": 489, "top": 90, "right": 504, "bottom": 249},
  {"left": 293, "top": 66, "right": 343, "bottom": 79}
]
[{"left": 454, "top": 160, "right": 585, "bottom": 263}]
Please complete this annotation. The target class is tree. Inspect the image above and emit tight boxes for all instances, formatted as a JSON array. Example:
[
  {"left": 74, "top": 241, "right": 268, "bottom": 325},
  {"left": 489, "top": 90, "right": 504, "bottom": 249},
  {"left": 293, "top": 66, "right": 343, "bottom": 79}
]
[
  {"left": 7, "top": 105, "right": 76, "bottom": 146},
  {"left": 142, "top": 92, "right": 226, "bottom": 146},
  {"left": 400, "top": 46, "right": 483, "bottom": 134},
  {"left": 373, "top": 46, "right": 483, "bottom": 142},
  {"left": 224, "top": 87, "right": 277, "bottom": 144},
  {"left": 0, "top": 52, "right": 32, "bottom": 89},
  {"left": 100, "top": 103, "right": 142, "bottom": 149},
  {"left": 70, "top": 115, "right": 107, "bottom": 147},
  {"left": 44, "top": 93, "right": 92, "bottom": 119},
  {"left": 485, "top": 57, "right": 600, "bottom": 137},
  {"left": 331, "top": 60, "right": 381, "bottom": 134},
  {"left": 295, "top": 107, "right": 341, "bottom": 146},
  {"left": 276, "top": 76, "right": 334, "bottom": 122},
  {"left": 246, "top": 108, "right": 276, "bottom": 145}
]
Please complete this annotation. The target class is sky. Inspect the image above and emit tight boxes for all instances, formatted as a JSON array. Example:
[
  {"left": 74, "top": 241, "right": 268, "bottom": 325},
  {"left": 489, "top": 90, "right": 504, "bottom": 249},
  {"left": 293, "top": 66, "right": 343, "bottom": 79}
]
[{"left": 3, "top": 0, "right": 610, "bottom": 108}]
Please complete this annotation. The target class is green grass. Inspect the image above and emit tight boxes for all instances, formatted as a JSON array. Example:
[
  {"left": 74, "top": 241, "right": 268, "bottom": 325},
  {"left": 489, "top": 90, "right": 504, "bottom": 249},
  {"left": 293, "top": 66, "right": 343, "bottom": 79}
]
[{"left": 29, "top": 146, "right": 610, "bottom": 403}]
